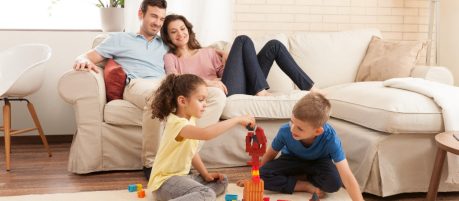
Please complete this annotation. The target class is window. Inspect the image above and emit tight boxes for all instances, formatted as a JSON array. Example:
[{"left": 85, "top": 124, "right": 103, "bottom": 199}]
[{"left": 0, "top": 0, "right": 101, "bottom": 30}]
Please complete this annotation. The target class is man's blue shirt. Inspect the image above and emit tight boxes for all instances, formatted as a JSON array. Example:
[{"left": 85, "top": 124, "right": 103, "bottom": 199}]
[
  {"left": 95, "top": 32, "right": 169, "bottom": 80},
  {"left": 271, "top": 122, "right": 346, "bottom": 163}
]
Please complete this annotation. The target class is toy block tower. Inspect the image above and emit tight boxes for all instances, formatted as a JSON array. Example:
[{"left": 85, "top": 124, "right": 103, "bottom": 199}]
[
  {"left": 243, "top": 165, "right": 264, "bottom": 201},
  {"left": 243, "top": 125, "right": 267, "bottom": 201}
]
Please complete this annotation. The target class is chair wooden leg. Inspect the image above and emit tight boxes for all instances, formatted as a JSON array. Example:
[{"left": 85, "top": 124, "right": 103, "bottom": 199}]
[
  {"left": 27, "top": 102, "right": 52, "bottom": 157},
  {"left": 426, "top": 147, "right": 447, "bottom": 201},
  {"left": 3, "top": 100, "right": 11, "bottom": 171}
]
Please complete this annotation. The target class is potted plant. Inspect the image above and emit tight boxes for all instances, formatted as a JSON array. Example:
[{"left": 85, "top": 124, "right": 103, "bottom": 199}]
[{"left": 97, "top": 0, "right": 125, "bottom": 32}]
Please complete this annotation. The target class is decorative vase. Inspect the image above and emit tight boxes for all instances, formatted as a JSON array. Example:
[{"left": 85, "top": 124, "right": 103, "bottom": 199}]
[{"left": 100, "top": 7, "right": 124, "bottom": 32}]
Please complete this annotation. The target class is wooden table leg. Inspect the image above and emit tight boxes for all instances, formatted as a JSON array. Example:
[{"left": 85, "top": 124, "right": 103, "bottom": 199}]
[{"left": 426, "top": 147, "right": 447, "bottom": 201}]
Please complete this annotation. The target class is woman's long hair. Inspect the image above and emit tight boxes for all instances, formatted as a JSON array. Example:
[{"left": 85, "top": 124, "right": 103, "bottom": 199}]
[{"left": 161, "top": 14, "right": 201, "bottom": 55}]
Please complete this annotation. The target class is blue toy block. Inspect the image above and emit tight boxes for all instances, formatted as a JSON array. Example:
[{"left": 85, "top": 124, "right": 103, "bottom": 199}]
[
  {"left": 225, "top": 193, "right": 238, "bottom": 201},
  {"left": 128, "top": 184, "right": 137, "bottom": 192}
]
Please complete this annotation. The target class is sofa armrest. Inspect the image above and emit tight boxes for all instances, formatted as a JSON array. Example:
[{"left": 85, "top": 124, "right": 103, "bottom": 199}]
[
  {"left": 410, "top": 65, "right": 454, "bottom": 85},
  {"left": 58, "top": 68, "right": 106, "bottom": 123}
]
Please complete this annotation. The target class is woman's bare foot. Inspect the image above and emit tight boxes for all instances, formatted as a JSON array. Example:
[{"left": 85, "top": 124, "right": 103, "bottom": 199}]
[
  {"left": 309, "top": 86, "right": 326, "bottom": 96},
  {"left": 255, "top": 89, "right": 272, "bottom": 96}
]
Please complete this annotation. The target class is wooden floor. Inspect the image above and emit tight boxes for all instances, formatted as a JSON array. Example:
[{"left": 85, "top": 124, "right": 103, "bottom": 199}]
[{"left": 1, "top": 137, "right": 459, "bottom": 200}]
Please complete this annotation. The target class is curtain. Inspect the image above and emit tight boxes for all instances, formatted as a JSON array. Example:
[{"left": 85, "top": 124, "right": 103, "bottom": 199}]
[{"left": 125, "top": 0, "right": 233, "bottom": 46}]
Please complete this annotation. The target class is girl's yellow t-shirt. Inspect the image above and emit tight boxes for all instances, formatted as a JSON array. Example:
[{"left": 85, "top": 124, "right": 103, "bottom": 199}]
[{"left": 147, "top": 114, "right": 200, "bottom": 191}]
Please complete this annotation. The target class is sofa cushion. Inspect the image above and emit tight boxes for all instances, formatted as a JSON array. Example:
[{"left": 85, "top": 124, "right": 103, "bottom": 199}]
[
  {"left": 355, "top": 36, "right": 425, "bottom": 82},
  {"left": 289, "top": 29, "right": 382, "bottom": 88},
  {"left": 104, "top": 59, "right": 126, "bottom": 102},
  {"left": 104, "top": 99, "right": 142, "bottom": 126},
  {"left": 221, "top": 90, "right": 308, "bottom": 119},
  {"left": 325, "top": 82, "right": 443, "bottom": 133}
]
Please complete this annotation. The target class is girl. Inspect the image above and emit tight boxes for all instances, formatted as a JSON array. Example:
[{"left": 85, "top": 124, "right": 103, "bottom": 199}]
[
  {"left": 147, "top": 73, "right": 255, "bottom": 201},
  {"left": 161, "top": 14, "right": 316, "bottom": 97}
]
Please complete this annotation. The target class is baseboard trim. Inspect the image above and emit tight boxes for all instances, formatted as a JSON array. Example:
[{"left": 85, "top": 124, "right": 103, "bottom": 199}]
[{"left": 0, "top": 135, "right": 73, "bottom": 145}]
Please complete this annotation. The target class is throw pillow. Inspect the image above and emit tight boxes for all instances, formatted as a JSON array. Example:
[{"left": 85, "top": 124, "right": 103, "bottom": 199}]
[
  {"left": 104, "top": 59, "right": 126, "bottom": 102},
  {"left": 355, "top": 36, "right": 425, "bottom": 82}
]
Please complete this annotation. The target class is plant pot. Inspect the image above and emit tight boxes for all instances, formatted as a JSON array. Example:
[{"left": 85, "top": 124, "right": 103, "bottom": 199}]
[{"left": 100, "top": 8, "right": 124, "bottom": 32}]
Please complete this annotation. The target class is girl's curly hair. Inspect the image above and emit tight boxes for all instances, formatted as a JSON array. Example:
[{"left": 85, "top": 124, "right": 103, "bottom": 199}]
[{"left": 151, "top": 74, "right": 206, "bottom": 121}]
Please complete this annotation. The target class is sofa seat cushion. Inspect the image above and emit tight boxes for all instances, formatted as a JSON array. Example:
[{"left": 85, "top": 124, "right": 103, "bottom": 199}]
[
  {"left": 221, "top": 90, "right": 308, "bottom": 119},
  {"left": 104, "top": 100, "right": 142, "bottom": 126},
  {"left": 325, "top": 82, "right": 443, "bottom": 134}
]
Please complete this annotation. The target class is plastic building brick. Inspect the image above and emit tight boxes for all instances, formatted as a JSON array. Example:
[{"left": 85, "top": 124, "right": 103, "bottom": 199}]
[
  {"left": 263, "top": 197, "right": 270, "bottom": 201},
  {"left": 245, "top": 126, "right": 267, "bottom": 166},
  {"left": 128, "top": 184, "right": 137, "bottom": 192},
  {"left": 243, "top": 124, "right": 268, "bottom": 201},
  {"left": 309, "top": 192, "right": 320, "bottom": 201},
  {"left": 225, "top": 193, "right": 238, "bottom": 201},
  {"left": 137, "top": 189, "right": 146, "bottom": 198},
  {"left": 243, "top": 178, "right": 264, "bottom": 201},
  {"left": 136, "top": 184, "right": 143, "bottom": 191}
]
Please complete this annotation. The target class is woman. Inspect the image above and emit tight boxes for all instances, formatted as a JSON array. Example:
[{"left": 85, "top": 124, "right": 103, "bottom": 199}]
[{"left": 161, "top": 14, "right": 315, "bottom": 96}]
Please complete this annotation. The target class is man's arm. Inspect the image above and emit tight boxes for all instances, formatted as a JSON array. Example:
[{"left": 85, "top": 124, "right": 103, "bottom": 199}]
[
  {"left": 260, "top": 146, "right": 278, "bottom": 167},
  {"left": 73, "top": 49, "right": 105, "bottom": 73},
  {"left": 335, "top": 159, "right": 364, "bottom": 201}
]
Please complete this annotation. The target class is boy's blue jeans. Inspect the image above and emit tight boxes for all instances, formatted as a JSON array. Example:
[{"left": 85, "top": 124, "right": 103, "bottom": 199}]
[
  {"left": 221, "top": 35, "right": 314, "bottom": 96},
  {"left": 260, "top": 154, "right": 342, "bottom": 194}
]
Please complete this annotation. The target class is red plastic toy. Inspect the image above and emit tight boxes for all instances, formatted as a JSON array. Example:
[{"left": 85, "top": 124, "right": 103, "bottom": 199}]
[{"left": 243, "top": 125, "right": 268, "bottom": 201}]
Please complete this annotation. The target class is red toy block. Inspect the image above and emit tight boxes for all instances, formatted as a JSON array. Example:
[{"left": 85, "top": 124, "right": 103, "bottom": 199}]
[{"left": 137, "top": 189, "right": 145, "bottom": 198}]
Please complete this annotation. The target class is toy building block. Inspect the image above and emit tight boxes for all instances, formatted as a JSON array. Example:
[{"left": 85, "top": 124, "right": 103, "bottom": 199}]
[
  {"left": 245, "top": 126, "right": 267, "bottom": 166},
  {"left": 309, "top": 192, "right": 320, "bottom": 201},
  {"left": 136, "top": 184, "right": 143, "bottom": 191},
  {"left": 243, "top": 124, "right": 268, "bottom": 201},
  {"left": 225, "top": 193, "right": 238, "bottom": 201},
  {"left": 128, "top": 184, "right": 137, "bottom": 192},
  {"left": 263, "top": 197, "right": 270, "bottom": 201},
  {"left": 137, "top": 189, "right": 146, "bottom": 198},
  {"left": 243, "top": 179, "right": 264, "bottom": 201}
]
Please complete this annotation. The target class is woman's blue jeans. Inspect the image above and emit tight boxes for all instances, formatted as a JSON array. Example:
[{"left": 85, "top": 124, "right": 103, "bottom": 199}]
[{"left": 221, "top": 35, "right": 314, "bottom": 96}]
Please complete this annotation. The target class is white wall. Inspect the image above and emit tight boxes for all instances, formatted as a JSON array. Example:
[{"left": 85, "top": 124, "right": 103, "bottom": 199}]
[
  {"left": 234, "top": 0, "right": 434, "bottom": 65},
  {"left": 0, "top": 31, "right": 101, "bottom": 135},
  {"left": 438, "top": 0, "right": 459, "bottom": 85}
]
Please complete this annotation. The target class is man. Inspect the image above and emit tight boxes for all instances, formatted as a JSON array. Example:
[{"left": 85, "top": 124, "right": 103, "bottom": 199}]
[{"left": 73, "top": 0, "right": 226, "bottom": 179}]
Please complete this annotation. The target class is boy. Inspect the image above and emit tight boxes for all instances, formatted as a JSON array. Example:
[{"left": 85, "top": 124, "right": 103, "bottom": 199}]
[{"left": 241, "top": 92, "right": 363, "bottom": 201}]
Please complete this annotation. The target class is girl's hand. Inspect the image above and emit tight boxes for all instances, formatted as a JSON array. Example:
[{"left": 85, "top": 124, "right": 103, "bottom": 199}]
[
  {"left": 238, "top": 115, "right": 255, "bottom": 127},
  {"left": 202, "top": 172, "right": 225, "bottom": 182}
]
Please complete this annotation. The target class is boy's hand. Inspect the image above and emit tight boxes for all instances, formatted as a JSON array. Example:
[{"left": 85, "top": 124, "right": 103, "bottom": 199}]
[
  {"left": 202, "top": 172, "right": 225, "bottom": 182},
  {"left": 236, "top": 179, "right": 248, "bottom": 187},
  {"left": 238, "top": 115, "right": 255, "bottom": 127}
]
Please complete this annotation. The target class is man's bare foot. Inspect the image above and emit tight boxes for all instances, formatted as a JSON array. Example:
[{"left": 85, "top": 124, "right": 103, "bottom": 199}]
[
  {"left": 236, "top": 179, "right": 247, "bottom": 187},
  {"left": 256, "top": 89, "right": 272, "bottom": 96}
]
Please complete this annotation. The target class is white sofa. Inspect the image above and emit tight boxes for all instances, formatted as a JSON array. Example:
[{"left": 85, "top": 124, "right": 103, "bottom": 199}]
[{"left": 58, "top": 29, "right": 458, "bottom": 196}]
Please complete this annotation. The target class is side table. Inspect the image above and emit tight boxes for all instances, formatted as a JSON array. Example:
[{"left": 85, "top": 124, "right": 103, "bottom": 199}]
[{"left": 426, "top": 132, "right": 459, "bottom": 201}]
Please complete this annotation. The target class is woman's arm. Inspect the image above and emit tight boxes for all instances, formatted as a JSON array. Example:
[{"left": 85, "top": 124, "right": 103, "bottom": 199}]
[
  {"left": 179, "top": 115, "right": 254, "bottom": 141},
  {"left": 164, "top": 53, "right": 179, "bottom": 75},
  {"left": 192, "top": 153, "right": 225, "bottom": 182},
  {"left": 335, "top": 159, "right": 364, "bottom": 201}
]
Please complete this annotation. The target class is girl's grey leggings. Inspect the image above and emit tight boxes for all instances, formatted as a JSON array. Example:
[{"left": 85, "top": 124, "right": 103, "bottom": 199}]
[{"left": 154, "top": 174, "right": 228, "bottom": 201}]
